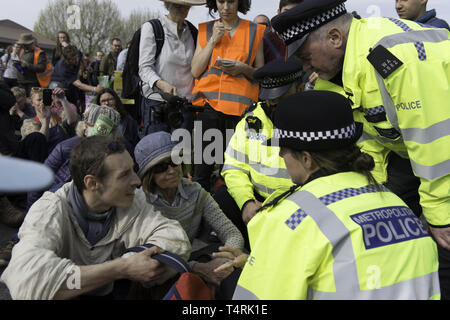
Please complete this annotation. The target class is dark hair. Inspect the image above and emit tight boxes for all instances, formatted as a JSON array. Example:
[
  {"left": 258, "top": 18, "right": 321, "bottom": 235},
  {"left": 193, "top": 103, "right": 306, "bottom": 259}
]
[
  {"left": 111, "top": 38, "right": 122, "bottom": 44},
  {"left": 297, "top": 144, "right": 379, "bottom": 187},
  {"left": 55, "top": 31, "right": 71, "bottom": 62},
  {"left": 206, "top": 0, "right": 251, "bottom": 17},
  {"left": 70, "top": 136, "right": 126, "bottom": 192},
  {"left": 62, "top": 45, "right": 79, "bottom": 63},
  {"left": 95, "top": 88, "right": 128, "bottom": 122},
  {"left": 278, "top": 0, "right": 302, "bottom": 12}
]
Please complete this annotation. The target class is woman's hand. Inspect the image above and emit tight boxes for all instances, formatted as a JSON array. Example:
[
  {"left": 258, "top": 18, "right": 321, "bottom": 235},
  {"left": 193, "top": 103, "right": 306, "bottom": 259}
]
[
  {"left": 36, "top": 103, "right": 51, "bottom": 123},
  {"left": 192, "top": 258, "right": 234, "bottom": 286},
  {"left": 220, "top": 60, "right": 248, "bottom": 76},
  {"left": 210, "top": 20, "right": 226, "bottom": 45},
  {"left": 212, "top": 246, "right": 249, "bottom": 274}
]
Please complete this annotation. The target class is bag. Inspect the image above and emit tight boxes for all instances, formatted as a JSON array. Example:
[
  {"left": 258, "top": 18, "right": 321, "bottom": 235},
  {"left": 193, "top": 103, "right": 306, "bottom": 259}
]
[
  {"left": 121, "top": 19, "right": 198, "bottom": 99},
  {"left": 123, "top": 244, "right": 213, "bottom": 300}
]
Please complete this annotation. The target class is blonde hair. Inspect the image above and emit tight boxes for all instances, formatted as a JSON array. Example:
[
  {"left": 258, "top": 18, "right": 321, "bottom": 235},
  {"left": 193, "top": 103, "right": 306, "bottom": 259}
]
[{"left": 11, "top": 87, "right": 26, "bottom": 100}]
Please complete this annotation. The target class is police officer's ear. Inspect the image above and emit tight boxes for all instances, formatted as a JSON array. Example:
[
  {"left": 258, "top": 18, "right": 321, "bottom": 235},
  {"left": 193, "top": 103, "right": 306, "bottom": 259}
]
[{"left": 326, "top": 27, "right": 346, "bottom": 50}]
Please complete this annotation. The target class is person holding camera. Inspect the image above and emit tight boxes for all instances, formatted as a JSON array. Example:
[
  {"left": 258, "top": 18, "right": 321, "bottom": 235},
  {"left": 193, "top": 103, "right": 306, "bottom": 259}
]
[
  {"left": 139, "top": 0, "right": 205, "bottom": 136},
  {"left": 15, "top": 33, "right": 53, "bottom": 97},
  {"left": 1, "top": 44, "right": 20, "bottom": 88}
]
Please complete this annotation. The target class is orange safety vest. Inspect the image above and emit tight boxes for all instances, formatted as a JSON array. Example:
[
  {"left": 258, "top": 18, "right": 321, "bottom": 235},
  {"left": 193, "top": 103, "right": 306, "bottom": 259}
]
[
  {"left": 192, "top": 19, "right": 265, "bottom": 116},
  {"left": 34, "top": 47, "right": 53, "bottom": 88}
]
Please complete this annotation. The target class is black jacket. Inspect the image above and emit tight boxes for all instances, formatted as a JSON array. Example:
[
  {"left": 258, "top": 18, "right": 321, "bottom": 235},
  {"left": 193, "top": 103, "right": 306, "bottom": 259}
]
[{"left": 0, "top": 81, "right": 19, "bottom": 155}]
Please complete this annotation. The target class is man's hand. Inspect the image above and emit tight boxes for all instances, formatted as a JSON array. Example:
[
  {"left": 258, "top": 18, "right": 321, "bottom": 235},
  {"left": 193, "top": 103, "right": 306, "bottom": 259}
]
[
  {"left": 156, "top": 80, "right": 178, "bottom": 96},
  {"left": 122, "top": 247, "right": 167, "bottom": 283},
  {"left": 242, "top": 200, "right": 262, "bottom": 225},
  {"left": 429, "top": 226, "right": 450, "bottom": 250},
  {"left": 20, "top": 60, "right": 30, "bottom": 68},
  {"left": 9, "top": 105, "right": 17, "bottom": 116}
]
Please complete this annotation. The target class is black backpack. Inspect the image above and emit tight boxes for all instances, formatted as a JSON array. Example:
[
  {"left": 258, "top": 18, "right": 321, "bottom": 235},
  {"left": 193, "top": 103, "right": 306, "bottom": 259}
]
[{"left": 121, "top": 19, "right": 198, "bottom": 99}]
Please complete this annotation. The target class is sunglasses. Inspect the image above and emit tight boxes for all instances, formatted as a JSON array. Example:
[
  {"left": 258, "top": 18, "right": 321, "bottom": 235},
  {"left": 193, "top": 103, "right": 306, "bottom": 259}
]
[{"left": 153, "top": 160, "right": 180, "bottom": 174}]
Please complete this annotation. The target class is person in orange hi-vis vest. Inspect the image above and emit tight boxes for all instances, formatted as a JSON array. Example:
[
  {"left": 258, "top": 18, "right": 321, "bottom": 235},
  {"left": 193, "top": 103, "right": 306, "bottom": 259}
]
[{"left": 191, "top": 0, "right": 265, "bottom": 192}]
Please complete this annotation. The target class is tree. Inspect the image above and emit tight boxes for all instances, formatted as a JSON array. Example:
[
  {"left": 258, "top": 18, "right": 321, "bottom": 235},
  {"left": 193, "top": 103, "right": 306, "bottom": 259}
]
[
  {"left": 118, "top": 9, "right": 161, "bottom": 46},
  {"left": 34, "top": 0, "right": 123, "bottom": 57}
]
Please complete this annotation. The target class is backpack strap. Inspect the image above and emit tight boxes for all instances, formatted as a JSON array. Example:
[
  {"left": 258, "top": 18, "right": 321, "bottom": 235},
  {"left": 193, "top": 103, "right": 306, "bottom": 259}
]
[
  {"left": 123, "top": 244, "right": 192, "bottom": 274},
  {"left": 185, "top": 20, "right": 198, "bottom": 46},
  {"left": 149, "top": 19, "right": 165, "bottom": 61}
]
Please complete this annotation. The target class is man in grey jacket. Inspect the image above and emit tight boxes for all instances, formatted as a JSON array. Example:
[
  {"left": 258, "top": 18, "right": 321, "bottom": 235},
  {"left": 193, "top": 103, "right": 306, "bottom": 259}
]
[{"left": 1, "top": 136, "right": 191, "bottom": 300}]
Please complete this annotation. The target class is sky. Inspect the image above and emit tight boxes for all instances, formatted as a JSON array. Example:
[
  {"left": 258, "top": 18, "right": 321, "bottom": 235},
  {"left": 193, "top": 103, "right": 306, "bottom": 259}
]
[{"left": 0, "top": 0, "right": 449, "bottom": 32}]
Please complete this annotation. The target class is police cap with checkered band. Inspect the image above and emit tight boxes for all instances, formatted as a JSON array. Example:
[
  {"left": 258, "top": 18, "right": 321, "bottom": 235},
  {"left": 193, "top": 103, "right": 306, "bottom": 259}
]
[
  {"left": 254, "top": 56, "right": 304, "bottom": 100},
  {"left": 265, "top": 90, "right": 363, "bottom": 151},
  {"left": 271, "top": 0, "right": 348, "bottom": 58}
]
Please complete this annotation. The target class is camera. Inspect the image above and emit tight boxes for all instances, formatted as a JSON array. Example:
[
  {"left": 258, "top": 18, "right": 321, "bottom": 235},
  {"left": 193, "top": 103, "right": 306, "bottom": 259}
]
[{"left": 152, "top": 89, "right": 204, "bottom": 129}]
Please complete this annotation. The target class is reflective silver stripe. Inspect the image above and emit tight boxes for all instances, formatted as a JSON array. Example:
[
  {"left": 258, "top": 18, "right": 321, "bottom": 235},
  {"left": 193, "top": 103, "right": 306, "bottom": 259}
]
[
  {"left": 250, "top": 177, "right": 275, "bottom": 195},
  {"left": 37, "top": 67, "right": 53, "bottom": 79},
  {"left": 220, "top": 92, "right": 255, "bottom": 106},
  {"left": 402, "top": 118, "right": 450, "bottom": 144},
  {"left": 246, "top": 22, "right": 258, "bottom": 65},
  {"left": 198, "top": 67, "right": 259, "bottom": 86},
  {"left": 221, "top": 164, "right": 249, "bottom": 174},
  {"left": 193, "top": 91, "right": 255, "bottom": 106},
  {"left": 374, "top": 70, "right": 400, "bottom": 130},
  {"left": 226, "top": 146, "right": 290, "bottom": 179},
  {"left": 410, "top": 158, "right": 450, "bottom": 180},
  {"left": 206, "top": 21, "right": 214, "bottom": 42},
  {"left": 357, "top": 132, "right": 372, "bottom": 144},
  {"left": 233, "top": 284, "right": 260, "bottom": 300},
  {"left": 288, "top": 190, "right": 439, "bottom": 299},
  {"left": 376, "top": 29, "right": 449, "bottom": 50},
  {"left": 308, "top": 272, "right": 440, "bottom": 300},
  {"left": 288, "top": 190, "right": 361, "bottom": 296}
]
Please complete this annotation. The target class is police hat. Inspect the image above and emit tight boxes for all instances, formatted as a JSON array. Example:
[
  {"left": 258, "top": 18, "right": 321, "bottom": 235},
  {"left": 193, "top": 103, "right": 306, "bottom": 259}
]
[
  {"left": 265, "top": 90, "right": 363, "bottom": 151},
  {"left": 0, "top": 156, "right": 54, "bottom": 193},
  {"left": 254, "top": 56, "right": 303, "bottom": 100},
  {"left": 272, "top": 0, "right": 347, "bottom": 58}
]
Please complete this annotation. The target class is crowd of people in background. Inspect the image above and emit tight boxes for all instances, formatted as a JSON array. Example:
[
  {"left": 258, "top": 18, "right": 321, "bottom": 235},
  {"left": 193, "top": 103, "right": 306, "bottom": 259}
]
[{"left": 0, "top": 0, "right": 449, "bottom": 301}]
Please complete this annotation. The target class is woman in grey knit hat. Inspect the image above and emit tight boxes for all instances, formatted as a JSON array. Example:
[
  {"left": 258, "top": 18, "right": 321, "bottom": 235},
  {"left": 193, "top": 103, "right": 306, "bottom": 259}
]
[{"left": 134, "top": 131, "right": 245, "bottom": 289}]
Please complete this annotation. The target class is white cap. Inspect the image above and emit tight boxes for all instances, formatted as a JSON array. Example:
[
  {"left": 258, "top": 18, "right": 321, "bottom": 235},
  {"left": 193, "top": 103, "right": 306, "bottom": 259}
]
[{"left": 0, "top": 156, "right": 54, "bottom": 193}]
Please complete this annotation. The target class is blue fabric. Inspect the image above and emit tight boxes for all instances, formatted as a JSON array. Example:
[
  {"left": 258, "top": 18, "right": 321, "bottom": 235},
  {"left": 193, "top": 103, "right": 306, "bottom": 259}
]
[
  {"left": 416, "top": 9, "right": 450, "bottom": 31},
  {"left": 50, "top": 51, "right": 82, "bottom": 88}
]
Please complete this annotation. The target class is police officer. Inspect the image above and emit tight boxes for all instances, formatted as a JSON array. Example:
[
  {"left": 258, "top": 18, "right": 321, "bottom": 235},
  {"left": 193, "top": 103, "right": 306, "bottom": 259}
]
[
  {"left": 214, "top": 90, "right": 440, "bottom": 300},
  {"left": 271, "top": 0, "right": 450, "bottom": 299},
  {"left": 215, "top": 56, "right": 304, "bottom": 250}
]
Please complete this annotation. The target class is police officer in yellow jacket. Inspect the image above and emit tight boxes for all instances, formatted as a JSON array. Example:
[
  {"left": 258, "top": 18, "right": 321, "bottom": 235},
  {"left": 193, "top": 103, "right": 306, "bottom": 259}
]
[
  {"left": 216, "top": 56, "right": 304, "bottom": 249},
  {"left": 214, "top": 90, "right": 440, "bottom": 300},
  {"left": 271, "top": 0, "right": 450, "bottom": 299}
]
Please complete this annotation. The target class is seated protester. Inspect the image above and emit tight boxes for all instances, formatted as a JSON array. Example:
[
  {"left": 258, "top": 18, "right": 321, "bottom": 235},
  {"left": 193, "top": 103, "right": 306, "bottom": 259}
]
[
  {"left": 1, "top": 135, "right": 191, "bottom": 300},
  {"left": 214, "top": 91, "right": 440, "bottom": 300},
  {"left": 95, "top": 88, "right": 140, "bottom": 154},
  {"left": 217, "top": 56, "right": 304, "bottom": 250},
  {"left": 9, "top": 87, "right": 35, "bottom": 134},
  {"left": 134, "top": 131, "right": 244, "bottom": 288},
  {"left": 26, "top": 105, "right": 123, "bottom": 211},
  {"left": 22, "top": 87, "right": 79, "bottom": 156},
  {"left": 50, "top": 43, "right": 103, "bottom": 106}
]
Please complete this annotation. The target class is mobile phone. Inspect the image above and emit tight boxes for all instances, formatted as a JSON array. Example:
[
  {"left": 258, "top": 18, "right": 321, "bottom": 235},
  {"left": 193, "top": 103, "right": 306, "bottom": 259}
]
[{"left": 43, "top": 89, "right": 53, "bottom": 106}]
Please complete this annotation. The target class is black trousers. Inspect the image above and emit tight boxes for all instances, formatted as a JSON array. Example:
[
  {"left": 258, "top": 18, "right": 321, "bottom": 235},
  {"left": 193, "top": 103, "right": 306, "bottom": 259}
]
[
  {"left": 385, "top": 152, "right": 450, "bottom": 300},
  {"left": 193, "top": 108, "right": 240, "bottom": 192}
]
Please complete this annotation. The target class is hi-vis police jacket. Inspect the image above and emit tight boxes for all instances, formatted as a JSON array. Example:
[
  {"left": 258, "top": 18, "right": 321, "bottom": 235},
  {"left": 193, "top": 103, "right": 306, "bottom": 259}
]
[
  {"left": 233, "top": 172, "right": 440, "bottom": 300},
  {"left": 222, "top": 102, "right": 293, "bottom": 209},
  {"left": 314, "top": 78, "right": 390, "bottom": 184},
  {"left": 338, "top": 17, "right": 449, "bottom": 227}
]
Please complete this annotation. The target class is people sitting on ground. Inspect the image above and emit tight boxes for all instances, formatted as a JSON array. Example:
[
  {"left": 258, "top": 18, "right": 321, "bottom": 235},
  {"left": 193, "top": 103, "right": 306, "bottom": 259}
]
[
  {"left": 21, "top": 87, "right": 79, "bottom": 158},
  {"left": 1, "top": 135, "right": 191, "bottom": 300},
  {"left": 134, "top": 131, "right": 244, "bottom": 290},
  {"left": 214, "top": 90, "right": 440, "bottom": 300},
  {"left": 9, "top": 87, "right": 36, "bottom": 135},
  {"left": 216, "top": 56, "right": 305, "bottom": 250},
  {"left": 95, "top": 88, "right": 140, "bottom": 155},
  {"left": 26, "top": 105, "right": 123, "bottom": 211}
]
